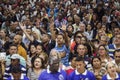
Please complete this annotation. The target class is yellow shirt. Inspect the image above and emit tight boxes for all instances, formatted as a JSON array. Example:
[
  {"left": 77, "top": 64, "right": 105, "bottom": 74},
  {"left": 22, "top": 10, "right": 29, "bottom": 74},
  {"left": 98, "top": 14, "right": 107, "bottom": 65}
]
[{"left": 18, "top": 45, "right": 27, "bottom": 60}]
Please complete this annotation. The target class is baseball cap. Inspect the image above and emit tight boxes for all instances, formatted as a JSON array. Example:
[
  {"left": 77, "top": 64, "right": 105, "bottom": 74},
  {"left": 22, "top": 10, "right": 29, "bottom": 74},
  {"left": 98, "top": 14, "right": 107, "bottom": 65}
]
[{"left": 10, "top": 54, "right": 20, "bottom": 59}]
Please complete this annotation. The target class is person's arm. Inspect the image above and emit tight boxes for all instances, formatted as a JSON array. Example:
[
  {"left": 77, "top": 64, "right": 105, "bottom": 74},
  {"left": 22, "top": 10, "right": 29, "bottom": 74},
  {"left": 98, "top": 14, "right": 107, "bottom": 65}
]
[
  {"left": 49, "top": 22, "right": 56, "bottom": 40},
  {"left": 60, "top": 24, "right": 69, "bottom": 47},
  {"left": 19, "top": 23, "right": 34, "bottom": 42},
  {"left": 27, "top": 68, "right": 31, "bottom": 79}
]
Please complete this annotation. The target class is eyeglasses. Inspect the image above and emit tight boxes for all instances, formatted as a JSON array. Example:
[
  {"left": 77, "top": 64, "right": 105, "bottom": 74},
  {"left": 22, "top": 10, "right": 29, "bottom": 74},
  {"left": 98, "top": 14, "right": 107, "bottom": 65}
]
[{"left": 115, "top": 56, "right": 120, "bottom": 58}]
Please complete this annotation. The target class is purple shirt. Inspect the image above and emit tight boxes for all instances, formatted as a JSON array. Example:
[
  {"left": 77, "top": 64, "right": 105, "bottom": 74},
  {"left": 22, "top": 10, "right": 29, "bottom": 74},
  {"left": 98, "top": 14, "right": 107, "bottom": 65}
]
[{"left": 38, "top": 69, "right": 67, "bottom": 80}]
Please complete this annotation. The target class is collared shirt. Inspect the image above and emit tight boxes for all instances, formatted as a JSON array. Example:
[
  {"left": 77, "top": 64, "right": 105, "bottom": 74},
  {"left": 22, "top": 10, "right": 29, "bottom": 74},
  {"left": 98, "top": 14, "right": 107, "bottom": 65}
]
[
  {"left": 38, "top": 68, "right": 67, "bottom": 80},
  {"left": 102, "top": 73, "right": 120, "bottom": 80},
  {"left": 68, "top": 70, "right": 96, "bottom": 80}
]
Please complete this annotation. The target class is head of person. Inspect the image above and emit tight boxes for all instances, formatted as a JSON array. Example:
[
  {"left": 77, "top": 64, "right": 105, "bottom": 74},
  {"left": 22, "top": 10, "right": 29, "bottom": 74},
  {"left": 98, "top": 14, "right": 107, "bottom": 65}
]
[
  {"left": 102, "top": 15, "right": 108, "bottom": 23},
  {"left": 86, "top": 24, "right": 92, "bottom": 31},
  {"left": 10, "top": 54, "right": 20, "bottom": 66},
  {"left": 49, "top": 55, "right": 60, "bottom": 73},
  {"left": 0, "top": 29, "right": 6, "bottom": 38},
  {"left": 74, "top": 31, "right": 84, "bottom": 42},
  {"left": 81, "top": 36, "right": 87, "bottom": 44},
  {"left": 39, "top": 52, "right": 48, "bottom": 67},
  {"left": 10, "top": 66, "right": 22, "bottom": 80},
  {"left": 105, "top": 62, "right": 117, "bottom": 75},
  {"left": 73, "top": 15, "right": 80, "bottom": 24},
  {"left": 91, "top": 56, "right": 101, "bottom": 69},
  {"left": 113, "top": 49, "right": 120, "bottom": 64},
  {"left": 70, "top": 56, "right": 76, "bottom": 68},
  {"left": 26, "top": 27, "right": 32, "bottom": 35},
  {"left": 49, "top": 49, "right": 60, "bottom": 59},
  {"left": 76, "top": 44, "right": 86, "bottom": 57},
  {"left": 29, "top": 43, "right": 36, "bottom": 56},
  {"left": 9, "top": 44, "right": 18, "bottom": 55},
  {"left": 98, "top": 45, "right": 108, "bottom": 57},
  {"left": 31, "top": 56, "right": 44, "bottom": 69},
  {"left": 75, "top": 56, "right": 86, "bottom": 73},
  {"left": 79, "top": 23, "right": 86, "bottom": 32},
  {"left": 56, "top": 33, "right": 65, "bottom": 45},
  {"left": 13, "top": 34, "right": 22, "bottom": 45},
  {"left": 36, "top": 43, "right": 44, "bottom": 55},
  {"left": 41, "top": 33, "right": 50, "bottom": 43},
  {"left": 113, "top": 26, "right": 120, "bottom": 36},
  {"left": 113, "top": 34, "right": 120, "bottom": 45},
  {"left": 99, "top": 36, "right": 108, "bottom": 45}
]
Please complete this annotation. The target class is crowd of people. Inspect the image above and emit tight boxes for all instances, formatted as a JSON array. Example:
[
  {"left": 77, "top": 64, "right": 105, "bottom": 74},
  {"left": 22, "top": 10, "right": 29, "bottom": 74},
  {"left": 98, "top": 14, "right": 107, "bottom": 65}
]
[{"left": 0, "top": 0, "right": 120, "bottom": 80}]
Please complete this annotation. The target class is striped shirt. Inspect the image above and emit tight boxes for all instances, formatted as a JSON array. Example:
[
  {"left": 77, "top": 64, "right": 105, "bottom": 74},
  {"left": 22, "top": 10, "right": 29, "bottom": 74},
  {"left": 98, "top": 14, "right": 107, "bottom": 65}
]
[{"left": 3, "top": 64, "right": 26, "bottom": 80}]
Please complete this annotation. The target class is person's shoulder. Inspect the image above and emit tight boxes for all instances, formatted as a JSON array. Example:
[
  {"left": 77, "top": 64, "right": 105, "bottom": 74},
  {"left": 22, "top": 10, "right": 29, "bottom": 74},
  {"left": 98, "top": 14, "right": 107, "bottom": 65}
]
[
  {"left": 24, "top": 75, "right": 29, "bottom": 80},
  {"left": 86, "top": 70, "right": 95, "bottom": 77},
  {"left": 102, "top": 74, "right": 107, "bottom": 80},
  {"left": 40, "top": 70, "right": 47, "bottom": 75}
]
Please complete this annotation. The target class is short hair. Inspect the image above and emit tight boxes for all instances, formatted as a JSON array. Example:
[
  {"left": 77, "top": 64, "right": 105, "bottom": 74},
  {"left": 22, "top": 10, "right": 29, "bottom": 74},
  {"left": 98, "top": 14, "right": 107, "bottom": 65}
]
[
  {"left": 9, "top": 44, "right": 18, "bottom": 49},
  {"left": 75, "top": 56, "right": 84, "bottom": 63},
  {"left": 113, "top": 49, "right": 120, "bottom": 56}
]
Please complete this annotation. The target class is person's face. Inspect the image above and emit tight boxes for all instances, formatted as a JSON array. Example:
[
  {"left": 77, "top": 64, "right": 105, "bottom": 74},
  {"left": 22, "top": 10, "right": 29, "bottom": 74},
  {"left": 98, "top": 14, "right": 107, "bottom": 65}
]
[
  {"left": 50, "top": 60, "right": 59, "bottom": 73},
  {"left": 113, "top": 28, "right": 120, "bottom": 35},
  {"left": 12, "top": 72, "right": 21, "bottom": 80},
  {"left": 79, "top": 24, "right": 85, "bottom": 32},
  {"left": 34, "top": 58, "right": 42, "bottom": 69},
  {"left": 67, "top": 26, "right": 73, "bottom": 32},
  {"left": 0, "top": 30, "right": 6, "bottom": 38},
  {"left": 114, "top": 52, "right": 120, "bottom": 63},
  {"left": 92, "top": 58, "right": 101, "bottom": 68},
  {"left": 26, "top": 29, "right": 32, "bottom": 35},
  {"left": 9, "top": 46, "right": 17, "bottom": 54},
  {"left": 102, "top": 16, "right": 107, "bottom": 23},
  {"left": 101, "top": 25, "right": 106, "bottom": 31},
  {"left": 107, "top": 63, "right": 116, "bottom": 74},
  {"left": 99, "top": 37, "right": 107, "bottom": 45},
  {"left": 30, "top": 45, "right": 36, "bottom": 54},
  {"left": 81, "top": 37, "right": 86, "bottom": 44},
  {"left": 96, "top": 23, "right": 102, "bottom": 29},
  {"left": 13, "top": 35, "right": 20, "bottom": 44},
  {"left": 76, "top": 61, "right": 85, "bottom": 71},
  {"left": 77, "top": 45, "right": 86, "bottom": 56},
  {"left": 71, "top": 57, "right": 76, "bottom": 68},
  {"left": 56, "top": 35, "right": 64, "bottom": 45},
  {"left": 87, "top": 25, "right": 92, "bottom": 31},
  {"left": 75, "top": 36, "right": 81, "bottom": 44},
  {"left": 114, "top": 34, "right": 120, "bottom": 45},
  {"left": 98, "top": 46, "right": 106, "bottom": 56},
  {"left": 41, "top": 34, "right": 49, "bottom": 43},
  {"left": 49, "top": 50, "right": 58, "bottom": 58},
  {"left": 11, "top": 59, "right": 19, "bottom": 66},
  {"left": 36, "top": 45, "right": 43, "bottom": 54}
]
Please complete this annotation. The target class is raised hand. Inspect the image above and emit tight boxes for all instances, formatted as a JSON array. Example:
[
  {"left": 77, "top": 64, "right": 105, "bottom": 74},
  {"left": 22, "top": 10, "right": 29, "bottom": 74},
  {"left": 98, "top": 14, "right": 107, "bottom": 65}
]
[{"left": 19, "top": 22, "right": 26, "bottom": 30}]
